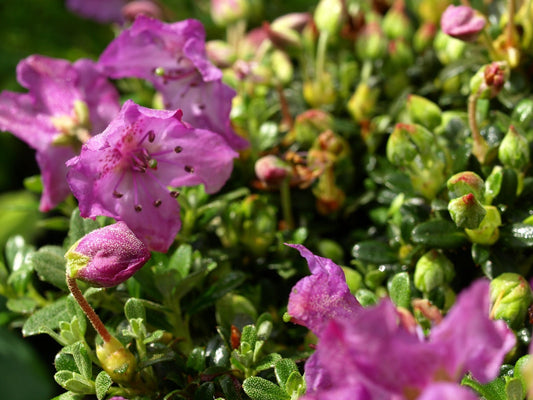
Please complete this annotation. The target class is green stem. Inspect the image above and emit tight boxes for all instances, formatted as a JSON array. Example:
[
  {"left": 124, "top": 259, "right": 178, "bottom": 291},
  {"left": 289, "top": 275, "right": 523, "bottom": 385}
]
[
  {"left": 66, "top": 275, "right": 111, "bottom": 343},
  {"left": 315, "top": 31, "right": 329, "bottom": 79},
  {"left": 468, "top": 93, "right": 489, "bottom": 164},
  {"left": 280, "top": 177, "right": 294, "bottom": 230}
]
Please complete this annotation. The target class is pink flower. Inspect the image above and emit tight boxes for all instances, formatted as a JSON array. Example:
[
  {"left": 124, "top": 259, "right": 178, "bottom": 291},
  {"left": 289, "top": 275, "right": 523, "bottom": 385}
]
[
  {"left": 440, "top": 5, "right": 486, "bottom": 42},
  {"left": 66, "top": 221, "right": 150, "bottom": 288},
  {"left": 98, "top": 15, "right": 248, "bottom": 151},
  {"left": 66, "top": 100, "right": 238, "bottom": 252},
  {"left": 66, "top": 0, "right": 126, "bottom": 23},
  {"left": 0, "top": 55, "right": 120, "bottom": 211}
]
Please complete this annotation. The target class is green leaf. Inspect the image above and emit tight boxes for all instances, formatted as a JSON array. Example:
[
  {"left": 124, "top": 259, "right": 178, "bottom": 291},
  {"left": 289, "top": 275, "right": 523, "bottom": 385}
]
[
  {"left": 186, "top": 271, "right": 246, "bottom": 314},
  {"left": 6, "top": 296, "right": 37, "bottom": 314},
  {"left": 65, "top": 208, "right": 100, "bottom": 249},
  {"left": 243, "top": 376, "right": 290, "bottom": 400},
  {"left": 274, "top": 358, "right": 298, "bottom": 390},
  {"left": 5, "top": 235, "right": 35, "bottom": 294},
  {"left": 22, "top": 296, "right": 71, "bottom": 337},
  {"left": 124, "top": 297, "right": 146, "bottom": 322},
  {"left": 388, "top": 272, "right": 411, "bottom": 309},
  {"left": 54, "top": 351, "right": 78, "bottom": 373},
  {"left": 64, "top": 342, "right": 92, "bottom": 379},
  {"left": 51, "top": 392, "right": 85, "bottom": 400},
  {"left": 500, "top": 224, "right": 533, "bottom": 248},
  {"left": 218, "top": 374, "right": 240, "bottom": 400},
  {"left": 255, "top": 353, "right": 282, "bottom": 372},
  {"left": 352, "top": 240, "right": 397, "bottom": 264},
  {"left": 355, "top": 288, "right": 379, "bottom": 307},
  {"left": 30, "top": 245, "right": 67, "bottom": 290},
  {"left": 505, "top": 377, "right": 524, "bottom": 400},
  {"left": 95, "top": 371, "right": 112, "bottom": 400},
  {"left": 411, "top": 220, "right": 467, "bottom": 248},
  {"left": 186, "top": 346, "right": 206, "bottom": 372},
  {"left": 168, "top": 244, "right": 193, "bottom": 278},
  {"left": 54, "top": 370, "right": 94, "bottom": 394},
  {"left": 194, "top": 382, "right": 215, "bottom": 400},
  {"left": 461, "top": 374, "right": 506, "bottom": 400},
  {"left": 285, "top": 371, "right": 306, "bottom": 397}
]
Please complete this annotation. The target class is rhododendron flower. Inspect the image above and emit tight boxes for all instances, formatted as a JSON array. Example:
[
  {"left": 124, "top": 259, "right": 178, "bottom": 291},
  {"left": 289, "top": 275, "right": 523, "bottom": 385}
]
[
  {"left": 66, "top": 100, "right": 238, "bottom": 252},
  {"left": 0, "top": 55, "right": 120, "bottom": 211},
  {"left": 66, "top": 0, "right": 126, "bottom": 23},
  {"left": 298, "top": 277, "right": 515, "bottom": 400},
  {"left": 286, "top": 244, "right": 361, "bottom": 336},
  {"left": 98, "top": 15, "right": 248, "bottom": 150},
  {"left": 440, "top": 5, "right": 486, "bottom": 42},
  {"left": 65, "top": 221, "right": 150, "bottom": 288}
]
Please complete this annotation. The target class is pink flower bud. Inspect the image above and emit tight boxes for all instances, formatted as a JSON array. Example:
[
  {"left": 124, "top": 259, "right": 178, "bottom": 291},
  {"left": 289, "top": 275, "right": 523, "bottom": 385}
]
[
  {"left": 441, "top": 5, "right": 485, "bottom": 42},
  {"left": 65, "top": 222, "right": 151, "bottom": 288},
  {"left": 255, "top": 155, "right": 292, "bottom": 187}
]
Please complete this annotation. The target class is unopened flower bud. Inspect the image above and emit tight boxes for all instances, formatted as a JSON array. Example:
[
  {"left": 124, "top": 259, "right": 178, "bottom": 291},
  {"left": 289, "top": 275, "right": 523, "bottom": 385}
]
[
  {"left": 206, "top": 40, "right": 236, "bottom": 68},
  {"left": 498, "top": 125, "right": 530, "bottom": 170},
  {"left": 465, "top": 205, "right": 501, "bottom": 245},
  {"left": 65, "top": 222, "right": 151, "bottom": 288},
  {"left": 470, "top": 62, "right": 509, "bottom": 99},
  {"left": 448, "top": 193, "right": 487, "bottom": 229},
  {"left": 433, "top": 30, "right": 466, "bottom": 64},
  {"left": 490, "top": 273, "right": 533, "bottom": 329},
  {"left": 270, "top": 50, "right": 293, "bottom": 85},
  {"left": 414, "top": 250, "right": 455, "bottom": 293},
  {"left": 387, "top": 39, "right": 414, "bottom": 68},
  {"left": 267, "top": 12, "right": 311, "bottom": 50},
  {"left": 122, "top": 1, "right": 163, "bottom": 21},
  {"left": 440, "top": 5, "right": 486, "bottom": 42},
  {"left": 347, "top": 82, "right": 379, "bottom": 122},
  {"left": 286, "top": 109, "right": 333, "bottom": 148},
  {"left": 313, "top": 0, "right": 344, "bottom": 37},
  {"left": 407, "top": 94, "right": 442, "bottom": 130},
  {"left": 386, "top": 123, "right": 418, "bottom": 166},
  {"left": 413, "top": 22, "right": 437, "bottom": 52},
  {"left": 447, "top": 171, "right": 485, "bottom": 200},
  {"left": 96, "top": 336, "right": 137, "bottom": 384},
  {"left": 355, "top": 17, "right": 387, "bottom": 60},
  {"left": 382, "top": 4, "right": 413, "bottom": 40},
  {"left": 210, "top": 0, "right": 250, "bottom": 27},
  {"left": 255, "top": 155, "right": 292, "bottom": 187}
]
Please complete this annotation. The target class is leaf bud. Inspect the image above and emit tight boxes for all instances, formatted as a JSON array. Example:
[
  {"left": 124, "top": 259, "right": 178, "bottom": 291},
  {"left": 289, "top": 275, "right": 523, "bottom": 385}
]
[
  {"left": 414, "top": 250, "right": 455, "bottom": 293},
  {"left": 448, "top": 193, "right": 487, "bottom": 229},
  {"left": 465, "top": 205, "right": 501, "bottom": 245},
  {"left": 498, "top": 125, "right": 530, "bottom": 170},
  {"left": 96, "top": 336, "right": 137, "bottom": 384},
  {"left": 65, "top": 222, "right": 151, "bottom": 288},
  {"left": 447, "top": 171, "right": 485, "bottom": 201},
  {"left": 490, "top": 273, "right": 533, "bottom": 329}
]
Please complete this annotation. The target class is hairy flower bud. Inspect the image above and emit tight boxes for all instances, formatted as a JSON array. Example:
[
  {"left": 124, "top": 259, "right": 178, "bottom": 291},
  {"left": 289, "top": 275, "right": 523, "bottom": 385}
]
[
  {"left": 448, "top": 193, "right": 487, "bottom": 229},
  {"left": 355, "top": 18, "right": 387, "bottom": 60},
  {"left": 490, "top": 273, "right": 533, "bottom": 329},
  {"left": 413, "top": 22, "right": 437, "bottom": 52},
  {"left": 465, "top": 205, "right": 501, "bottom": 245},
  {"left": 382, "top": 4, "right": 413, "bottom": 40},
  {"left": 347, "top": 82, "right": 379, "bottom": 123},
  {"left": 65, "top": 222, "right": 151, "bottom": 288},
  {"left": 96, "top": 336, "right": 137, "bottom": 384},
  {"left": 441, "top": 5, "right": 486, "bottom": 42},
  {"left": 447, "top": 171, "right": 485, "bottom": 201},
  {"left": 498, "top": 125, "right": 530, "bottom": 170},
  {"left": 414, "top": 250, "right": 455, "bottom": 293}
]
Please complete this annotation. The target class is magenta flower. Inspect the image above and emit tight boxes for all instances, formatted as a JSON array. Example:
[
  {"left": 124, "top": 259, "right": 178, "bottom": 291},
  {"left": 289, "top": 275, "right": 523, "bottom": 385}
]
[
  {"left": 440, "top": 5, "right": 486, "bottom": 42},
  {"left": 299, "top": 279, "right": 515, "bottom": 399},
  {"left": 286, "top": 244, "right": 361, "bottom": 337},
  {"left": 66, "top": 0, "right": 126, "bottom": 24},
  {"left": 0, "top": 55, "right": 120, "bottom": 211},
  {"left": 65, "top": 221, "right": 150, "bottom": 288},
  {"left": 98, "top": 15, "right": 248, "bottom": 151},
  {"left": 66, "top": 100, "right": 238, "bottom": 252}
]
